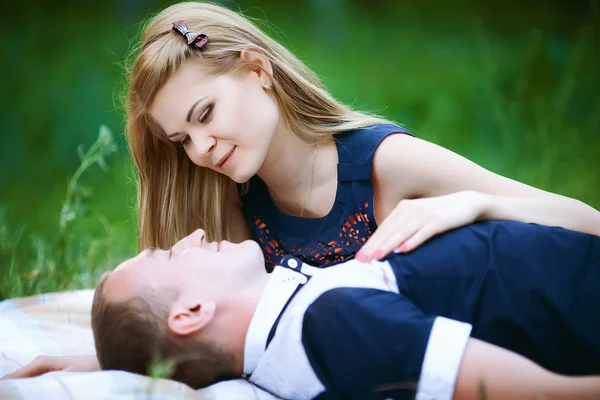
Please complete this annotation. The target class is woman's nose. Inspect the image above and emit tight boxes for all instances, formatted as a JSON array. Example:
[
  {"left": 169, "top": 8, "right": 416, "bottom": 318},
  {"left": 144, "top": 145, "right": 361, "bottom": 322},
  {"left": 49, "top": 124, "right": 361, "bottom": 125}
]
[{"left": 192, "top": 133, "right": 216, "bottom": 157}]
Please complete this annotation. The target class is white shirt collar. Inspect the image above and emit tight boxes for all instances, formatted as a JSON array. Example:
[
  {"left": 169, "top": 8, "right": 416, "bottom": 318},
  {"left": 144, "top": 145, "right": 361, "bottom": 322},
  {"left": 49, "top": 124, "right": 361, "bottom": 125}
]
[{"left": 243, "top": 258, "right": 309, "bottom": 376}]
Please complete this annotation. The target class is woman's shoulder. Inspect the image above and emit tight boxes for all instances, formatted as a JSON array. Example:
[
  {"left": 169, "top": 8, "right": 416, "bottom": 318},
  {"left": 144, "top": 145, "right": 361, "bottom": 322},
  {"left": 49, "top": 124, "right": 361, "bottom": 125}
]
[
  {"left": 336, "top": 123, "right": 412, "bottom": 140},
  {"left": 334, "top": 123, "right": 413, "bottom": 164}
]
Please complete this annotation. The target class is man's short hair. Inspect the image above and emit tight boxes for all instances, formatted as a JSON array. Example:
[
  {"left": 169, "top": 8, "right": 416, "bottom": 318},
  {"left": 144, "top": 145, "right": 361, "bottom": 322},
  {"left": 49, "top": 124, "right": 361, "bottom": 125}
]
[{"left": 91, "top": 273, "right": 235, "bottom": 388}]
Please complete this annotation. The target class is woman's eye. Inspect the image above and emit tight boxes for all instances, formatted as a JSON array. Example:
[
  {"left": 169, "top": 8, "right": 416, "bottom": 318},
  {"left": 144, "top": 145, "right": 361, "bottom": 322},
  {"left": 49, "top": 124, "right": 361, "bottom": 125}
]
[
  {"left": 179, "top": 135, "right": 191, "bottom": 147},
  {"left": 198, "top": 104, "right": 214, "bottom": 123}
]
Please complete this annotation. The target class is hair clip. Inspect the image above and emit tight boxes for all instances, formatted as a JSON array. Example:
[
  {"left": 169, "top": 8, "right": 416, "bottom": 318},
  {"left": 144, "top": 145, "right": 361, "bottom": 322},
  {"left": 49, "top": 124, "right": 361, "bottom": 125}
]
[{"left": 172, "top": 20, "right": 208, "bottom": 49}]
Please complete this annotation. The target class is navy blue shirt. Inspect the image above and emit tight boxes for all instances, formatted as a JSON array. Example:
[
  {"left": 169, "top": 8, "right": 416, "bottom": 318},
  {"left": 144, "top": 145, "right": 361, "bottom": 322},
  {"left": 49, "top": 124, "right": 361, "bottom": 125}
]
[
  {"left": 241, "top": 123, "right": 412, "bottom": 271},
  {"left": 243, "top": 221, "right": 600, "bottom": 400}
]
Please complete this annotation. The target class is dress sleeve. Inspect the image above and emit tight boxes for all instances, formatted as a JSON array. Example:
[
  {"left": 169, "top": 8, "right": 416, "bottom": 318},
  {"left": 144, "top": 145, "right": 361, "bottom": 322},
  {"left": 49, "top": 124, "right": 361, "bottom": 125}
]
[{"left": 302, "top": 287, "right": 471, "bottom": 400}]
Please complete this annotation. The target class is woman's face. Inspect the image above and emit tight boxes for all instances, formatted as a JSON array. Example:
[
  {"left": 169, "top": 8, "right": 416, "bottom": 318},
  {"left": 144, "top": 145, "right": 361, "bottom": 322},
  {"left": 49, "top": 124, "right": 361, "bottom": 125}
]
[{"left": 149, "top": 58, "right": 280, "bottom": 183}]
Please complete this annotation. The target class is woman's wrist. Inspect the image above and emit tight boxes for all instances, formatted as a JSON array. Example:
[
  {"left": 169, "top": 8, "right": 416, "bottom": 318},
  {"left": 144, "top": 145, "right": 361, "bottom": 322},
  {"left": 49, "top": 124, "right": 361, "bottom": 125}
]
[{"left": 463, "top": 190, "right": 493, "bottom": 221}]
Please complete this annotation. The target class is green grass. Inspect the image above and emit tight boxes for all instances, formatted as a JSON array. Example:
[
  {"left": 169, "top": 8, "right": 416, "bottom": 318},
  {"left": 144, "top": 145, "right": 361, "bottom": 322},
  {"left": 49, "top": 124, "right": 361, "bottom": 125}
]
[{"left": 0, "top": 126, "right": 133, "bottom": 300}]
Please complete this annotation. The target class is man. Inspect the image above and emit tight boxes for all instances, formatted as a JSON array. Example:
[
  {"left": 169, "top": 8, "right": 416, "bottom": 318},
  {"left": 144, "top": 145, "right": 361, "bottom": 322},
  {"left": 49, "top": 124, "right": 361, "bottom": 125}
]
[{"left": 92, "top": 220, "right": 600, "bottom": 400}]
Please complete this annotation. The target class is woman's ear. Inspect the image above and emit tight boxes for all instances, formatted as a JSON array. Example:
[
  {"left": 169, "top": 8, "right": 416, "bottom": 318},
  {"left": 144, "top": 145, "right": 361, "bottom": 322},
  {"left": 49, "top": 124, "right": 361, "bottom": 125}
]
[
  {"left": 167, "top": 299, "right": 216, "bottom": 337},
  {"left": 240, "top": 48, "right": 273, "bottom": 85}
]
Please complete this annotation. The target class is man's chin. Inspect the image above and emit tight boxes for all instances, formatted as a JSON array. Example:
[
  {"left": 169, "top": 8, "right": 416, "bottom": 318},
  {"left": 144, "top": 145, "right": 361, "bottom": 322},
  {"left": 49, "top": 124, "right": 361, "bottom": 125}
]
[{"left": 242, "top": 242, "right": 267, "bottom": 271}]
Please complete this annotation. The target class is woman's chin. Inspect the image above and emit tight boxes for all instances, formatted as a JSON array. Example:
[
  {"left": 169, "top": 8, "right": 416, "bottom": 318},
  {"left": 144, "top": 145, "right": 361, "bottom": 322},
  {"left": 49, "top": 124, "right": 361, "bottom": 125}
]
[
  {"left": 228, "top": 169, "right": 253, "bottom": 184},
  {"left": 229, "top": 162, "right": 260, "bottom": 184}
]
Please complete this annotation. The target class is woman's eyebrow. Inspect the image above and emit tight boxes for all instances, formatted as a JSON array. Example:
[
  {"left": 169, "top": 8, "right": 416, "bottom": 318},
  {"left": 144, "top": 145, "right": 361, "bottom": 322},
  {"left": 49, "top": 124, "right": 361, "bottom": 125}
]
[
  {"left": 167, "top": 95, "right": 209, "bottom": 139},
  {"left": 186, "top": 95, "right": 209, "bottom": 122}
]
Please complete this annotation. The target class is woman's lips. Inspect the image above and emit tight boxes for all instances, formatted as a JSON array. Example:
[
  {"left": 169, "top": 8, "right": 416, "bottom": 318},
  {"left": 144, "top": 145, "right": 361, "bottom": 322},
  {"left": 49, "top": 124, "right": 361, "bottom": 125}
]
[{"left": 217, "top": 146, "right": 236, "bottom": 168}]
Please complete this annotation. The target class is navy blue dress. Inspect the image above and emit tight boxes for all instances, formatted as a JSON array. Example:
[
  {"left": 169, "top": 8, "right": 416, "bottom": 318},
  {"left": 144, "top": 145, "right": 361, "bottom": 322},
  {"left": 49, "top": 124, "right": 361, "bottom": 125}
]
[{"left": 241, "top": 123, "right": 412, "bottom": 271}]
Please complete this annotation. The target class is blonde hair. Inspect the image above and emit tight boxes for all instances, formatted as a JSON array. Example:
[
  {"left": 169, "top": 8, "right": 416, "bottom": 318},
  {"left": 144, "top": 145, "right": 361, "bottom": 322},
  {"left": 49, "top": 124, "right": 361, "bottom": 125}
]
[{"left": 126, "top": 1, "right": 390, "bottom": 250}]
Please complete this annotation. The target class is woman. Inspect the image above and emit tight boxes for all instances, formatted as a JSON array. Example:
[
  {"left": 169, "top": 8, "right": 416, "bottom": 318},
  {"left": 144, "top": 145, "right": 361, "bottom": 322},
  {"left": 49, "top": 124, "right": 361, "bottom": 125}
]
[{"left": 128, "top": 2, "right": 599, "bottom": 269}]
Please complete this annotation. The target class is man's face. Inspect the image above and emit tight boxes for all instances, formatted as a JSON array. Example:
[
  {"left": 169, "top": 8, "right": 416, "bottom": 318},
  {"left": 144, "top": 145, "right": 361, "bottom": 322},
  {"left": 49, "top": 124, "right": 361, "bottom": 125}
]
[{"left": 103, "top": 230, "right": 265, "bottom": 303}]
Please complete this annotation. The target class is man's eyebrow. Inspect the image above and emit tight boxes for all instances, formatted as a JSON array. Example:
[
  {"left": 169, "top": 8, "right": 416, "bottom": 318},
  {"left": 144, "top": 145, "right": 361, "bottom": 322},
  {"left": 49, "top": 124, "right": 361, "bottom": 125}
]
[
  {"left": 146, "top": 246, "right": 174, "bottom": 260},
  {"left": 167, "top": 95, "right": 209, "bottom": 138}
]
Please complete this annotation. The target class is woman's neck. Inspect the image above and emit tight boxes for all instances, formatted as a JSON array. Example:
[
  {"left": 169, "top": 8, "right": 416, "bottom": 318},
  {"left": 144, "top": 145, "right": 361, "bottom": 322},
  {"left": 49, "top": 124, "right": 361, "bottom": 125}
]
[
  {"left": 257, "top": 123, "right": 317, "bottom": 192},
  {"left": 256, "top": 122, "right": 337, "bottom": 216}
]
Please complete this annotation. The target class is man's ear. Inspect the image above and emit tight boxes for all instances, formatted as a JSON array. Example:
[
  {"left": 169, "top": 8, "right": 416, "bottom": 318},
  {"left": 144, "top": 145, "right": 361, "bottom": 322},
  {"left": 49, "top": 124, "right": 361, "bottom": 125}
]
[
  {"left": 240, "top": 48, "right": 273, "bottom": 84},
  {"left": 167, "top": 298, "right": 216, "bottom": 337}
]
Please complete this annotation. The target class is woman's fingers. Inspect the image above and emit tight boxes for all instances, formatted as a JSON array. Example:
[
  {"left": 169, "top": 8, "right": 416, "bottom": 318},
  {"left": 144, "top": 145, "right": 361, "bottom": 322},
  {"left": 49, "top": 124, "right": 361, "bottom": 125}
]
[
  {"left": 397, "top": 223, "right": 439, "bottom": 254},
  {"left": 359, "top": 192, "right": 483, "bottom": 262},
  {"left": 358, "top": 224, "right": 392, "bottom": 262},
  {"left": 359, "top": 209, "right": 410, "bottom": 261},
  {"left": 359, "top": 217, "right": 441, "bottom": 262},
  {"left": 371, "top": 219, "right": 423, "bottom": 261},
  {"left": 360, "top": 207, "right": 429, "bottom": 261}
]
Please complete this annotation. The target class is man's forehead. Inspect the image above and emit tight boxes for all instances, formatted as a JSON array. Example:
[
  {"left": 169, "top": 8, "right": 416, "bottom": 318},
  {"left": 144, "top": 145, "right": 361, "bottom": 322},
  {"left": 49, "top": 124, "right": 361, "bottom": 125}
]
[
  {"left": 115, "top": 248, "right": 165, "bottom": 272},
  {"left": 105, "top": 251, "right": 167, "bottom": 301}
]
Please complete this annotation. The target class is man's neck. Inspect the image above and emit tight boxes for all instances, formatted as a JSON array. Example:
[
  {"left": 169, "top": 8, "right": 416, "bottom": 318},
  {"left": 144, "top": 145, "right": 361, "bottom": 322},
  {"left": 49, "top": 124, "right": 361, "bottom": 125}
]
[
  {"left": 237, "top": 263, "right": 311, "bottom": 376},
  {"left": 212, "top": 273, "right": 271, "bottom": 376}
]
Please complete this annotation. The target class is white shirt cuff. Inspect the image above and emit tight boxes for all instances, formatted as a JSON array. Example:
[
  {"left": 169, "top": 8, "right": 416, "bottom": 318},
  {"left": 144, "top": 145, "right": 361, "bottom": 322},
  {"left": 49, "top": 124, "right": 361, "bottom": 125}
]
[{"left": 416, "top": 316, "right": 472, "bottom": 400}]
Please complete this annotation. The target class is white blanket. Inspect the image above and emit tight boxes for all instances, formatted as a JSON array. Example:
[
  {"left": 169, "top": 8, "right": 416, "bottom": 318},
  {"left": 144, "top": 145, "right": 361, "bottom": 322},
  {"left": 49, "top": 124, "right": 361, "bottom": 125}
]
[{"left": 0, "top": 290, "right": 281, "bottom": 399}]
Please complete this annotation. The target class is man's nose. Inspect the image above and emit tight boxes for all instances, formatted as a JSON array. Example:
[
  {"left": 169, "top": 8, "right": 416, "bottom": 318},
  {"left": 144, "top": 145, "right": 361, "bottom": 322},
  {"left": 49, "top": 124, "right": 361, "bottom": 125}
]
[
  {"left": 172, "top": 229, "right": 206, "bottom": 255},
  {"left": 186, "top": 229, "right": 206, "bottom": 248}
]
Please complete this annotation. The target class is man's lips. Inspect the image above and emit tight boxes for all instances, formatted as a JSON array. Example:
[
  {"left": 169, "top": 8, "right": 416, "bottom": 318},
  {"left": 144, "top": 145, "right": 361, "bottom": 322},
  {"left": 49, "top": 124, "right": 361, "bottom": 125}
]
[
  {"left": 216, "top": 147, "right": 235, "bottom": 168},
  {"left": 201, "top": 240, "right": 220, "bottom": 252}
]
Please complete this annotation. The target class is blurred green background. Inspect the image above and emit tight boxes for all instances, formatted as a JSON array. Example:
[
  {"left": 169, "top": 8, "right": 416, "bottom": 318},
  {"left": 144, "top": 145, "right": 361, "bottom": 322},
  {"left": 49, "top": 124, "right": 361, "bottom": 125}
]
[{"left": 1, "top": 0, "right": 599, "bottom": 300}]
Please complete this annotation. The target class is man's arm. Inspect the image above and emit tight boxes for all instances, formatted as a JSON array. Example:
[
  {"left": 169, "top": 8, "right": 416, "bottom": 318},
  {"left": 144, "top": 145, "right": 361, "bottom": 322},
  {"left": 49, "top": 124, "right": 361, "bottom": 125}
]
[
  {"left": 1, "top": 355, "right": 100, "bottom": 379},
  {"left": 455, "top": 339, "right": 600, "bottom": 400},
  {"left": 302, "top": 288, "right": 463, "bottom": 399},
  {"left": 302, "top": 288, "right": 600, "bottom": 400}
]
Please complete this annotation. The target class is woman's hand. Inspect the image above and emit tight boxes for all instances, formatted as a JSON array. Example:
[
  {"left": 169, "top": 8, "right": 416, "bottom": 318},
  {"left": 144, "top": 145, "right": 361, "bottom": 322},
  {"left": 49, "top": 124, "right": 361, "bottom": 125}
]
[
  {"left": 0, "top": 354, "right": 100, "bottom": 380},
  {"left": 357, "top": 191, "right": 488, "bottom": 262}
]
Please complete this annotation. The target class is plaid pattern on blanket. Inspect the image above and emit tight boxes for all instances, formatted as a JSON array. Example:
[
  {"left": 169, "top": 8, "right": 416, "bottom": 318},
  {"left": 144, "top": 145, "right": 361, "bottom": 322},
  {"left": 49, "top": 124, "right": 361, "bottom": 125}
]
[{"left": 0, "top": 290, "right": 281, "bottom": 399}]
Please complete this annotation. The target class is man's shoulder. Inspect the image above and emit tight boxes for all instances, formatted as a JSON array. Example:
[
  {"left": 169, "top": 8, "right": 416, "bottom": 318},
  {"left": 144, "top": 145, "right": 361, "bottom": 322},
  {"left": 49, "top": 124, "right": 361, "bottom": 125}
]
[{"left": 302, "top": 286, "right": 394, "bottom": 325}]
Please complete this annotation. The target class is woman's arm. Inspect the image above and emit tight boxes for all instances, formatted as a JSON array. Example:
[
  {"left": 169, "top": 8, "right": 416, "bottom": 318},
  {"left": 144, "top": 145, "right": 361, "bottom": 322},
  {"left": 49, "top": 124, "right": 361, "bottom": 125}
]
[
  {"left": 360, "top": 134, "right": 600, "bottom": 261},
  {"left": 478, "top": 193, "right": 600, "bottom": 233},
  {"left": 455, "top": 338, "right": 600, "bottom": 400},
  {"left": 374, "top": 134, "right": 600, "bottom": 235}
]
